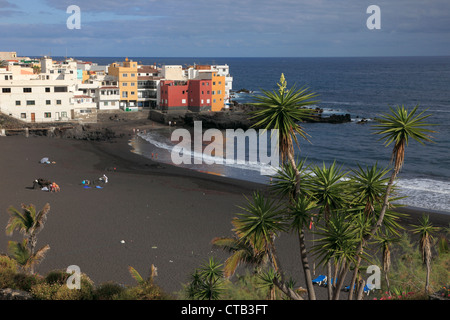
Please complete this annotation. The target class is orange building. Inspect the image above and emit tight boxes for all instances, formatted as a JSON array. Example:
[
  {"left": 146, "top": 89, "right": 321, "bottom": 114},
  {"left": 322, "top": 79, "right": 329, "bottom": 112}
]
[
  {"left": 211, "top": 72, "right": 226, "bottom": 112},
  {"left": 108, "top": 58, "right": 138, "bottom": 111}
]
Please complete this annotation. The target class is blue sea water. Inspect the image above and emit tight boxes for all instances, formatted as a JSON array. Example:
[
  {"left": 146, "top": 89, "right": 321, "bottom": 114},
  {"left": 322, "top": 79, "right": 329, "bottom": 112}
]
[{"left": 76, "top": 56, "right": 450, "bottom": 213}]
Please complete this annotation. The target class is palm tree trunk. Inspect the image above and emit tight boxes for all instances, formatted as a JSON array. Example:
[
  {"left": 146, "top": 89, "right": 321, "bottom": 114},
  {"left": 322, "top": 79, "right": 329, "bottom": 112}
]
[
  {"left": 333, "top": 261, "right": 350, "bottom": 300},
  {"left": 286, "top": 151, "right": 315, "bottom": 300},
  {"left": 327, "top": 262, "right": 333, "bottom": 299},
  {"left": 268, "top": 241, "right": 303, "bottom": 300},
  {"left": 356, "top": 279, "right": 366, "bottom": 300},
  {"left": 348, "top": 256, "right": 362, "bottom": 300},
  {"left": 298, "top": 229, "right": 316, "bottom": 300}
]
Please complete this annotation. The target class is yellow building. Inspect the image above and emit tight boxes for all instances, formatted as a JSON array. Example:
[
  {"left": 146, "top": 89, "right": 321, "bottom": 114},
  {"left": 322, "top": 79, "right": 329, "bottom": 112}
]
[
  {"left": 108, "top": 58, "right": 138, "bottom": 110},
  {"left": 211, "top": 72, "right": 226, "bottom": 112}
]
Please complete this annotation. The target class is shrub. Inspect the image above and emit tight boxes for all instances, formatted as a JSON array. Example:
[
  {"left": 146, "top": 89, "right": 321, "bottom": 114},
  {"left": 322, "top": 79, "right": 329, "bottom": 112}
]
[
  {"left": 45, "top": 270, "right": 70, "bottom": 285},
  {"left": 30, "top": 282, "right": 60, "bottom": 300},
  {"left": 93, "top": 282, "right": 125, "bottom": 300},
  {"left": 0, "top": 255, "right": 18, "bottom": 289},
  {"left": 30, "top": 273, "right": 95, "bottom": 300},
  {"left": 12, "top": 273, "right": 41, "bottom": 291},
  {"left": 119, "top": 283, "right": 171, "bottom": 300}
]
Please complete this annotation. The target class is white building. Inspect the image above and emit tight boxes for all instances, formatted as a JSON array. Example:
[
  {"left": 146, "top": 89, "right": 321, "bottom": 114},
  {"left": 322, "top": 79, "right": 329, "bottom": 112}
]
[{"left": 0, "top": 57, "right": 92, "bottom": 122}]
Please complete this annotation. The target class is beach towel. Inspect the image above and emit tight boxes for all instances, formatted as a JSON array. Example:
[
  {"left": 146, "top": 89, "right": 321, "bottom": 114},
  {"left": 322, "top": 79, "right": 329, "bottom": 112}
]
[
  {"left": 83, "top": 186, "right": 91, "bottom": 189},
  {"left": 96, "top": 186, "right": 103, "bottom": 189},
  {"left": 40, "top": 157, "right": 50, "bottom": 164}
]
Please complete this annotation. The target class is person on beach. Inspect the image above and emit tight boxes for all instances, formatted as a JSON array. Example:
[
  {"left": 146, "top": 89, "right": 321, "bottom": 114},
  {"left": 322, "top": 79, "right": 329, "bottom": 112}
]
[{"left": 50, "top": 182, "right": 60, "bottom": 192}]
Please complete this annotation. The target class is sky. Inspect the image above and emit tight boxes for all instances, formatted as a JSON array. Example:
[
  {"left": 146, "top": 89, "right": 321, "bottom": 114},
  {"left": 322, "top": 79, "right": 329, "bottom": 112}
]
[{"left": 0, "top": 0, "right": 449, "bottom": 58}]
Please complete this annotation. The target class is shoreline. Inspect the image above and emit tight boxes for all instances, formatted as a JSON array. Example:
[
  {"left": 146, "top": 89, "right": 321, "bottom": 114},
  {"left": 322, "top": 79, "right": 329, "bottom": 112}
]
[{"left": 0, "top": 124, "right": 448, "bottom": 298}]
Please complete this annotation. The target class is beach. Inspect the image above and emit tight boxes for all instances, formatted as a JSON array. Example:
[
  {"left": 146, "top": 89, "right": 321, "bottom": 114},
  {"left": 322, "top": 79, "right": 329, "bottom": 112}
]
[{"left": 0, "top": 119, "right": 449, "bottom": 299}]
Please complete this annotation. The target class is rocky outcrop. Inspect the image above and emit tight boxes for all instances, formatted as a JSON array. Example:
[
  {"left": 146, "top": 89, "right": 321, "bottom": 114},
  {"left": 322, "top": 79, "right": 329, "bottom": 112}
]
[
  {"left": 183, "top": 111, "right": 257, "bottom": 130},
  {"left": 305, "top": 113, "right": 352, "bottom": 124},
  {"left": 0, "top": 288, "right": 34, "bottom": 300},
  {"left": 60, "top": 125, "right": 120, "bottom": 141}
]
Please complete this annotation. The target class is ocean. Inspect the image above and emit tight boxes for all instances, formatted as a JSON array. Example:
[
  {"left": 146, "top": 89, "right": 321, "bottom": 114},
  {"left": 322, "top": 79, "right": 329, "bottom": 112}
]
[{"left": 77, "top": 56, "right": 450, "bottom": 214}]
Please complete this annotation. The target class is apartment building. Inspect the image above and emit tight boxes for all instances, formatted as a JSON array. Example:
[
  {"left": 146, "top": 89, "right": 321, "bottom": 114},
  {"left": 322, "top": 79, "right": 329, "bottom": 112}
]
[
  {"left": 185, "top": 64, "right": 232, "bottom": 110},
  {"left": 160, "top": 79, "right": 212, "bottom": 112},
  {"left": 137, "top": 65, "right": 161, "bottom": 109},
  {"left": 0, "top": 57, "right": 88, "bottom": 122},
  {"left": 108, "top": 58, "right": 138, "bottom": 111}
]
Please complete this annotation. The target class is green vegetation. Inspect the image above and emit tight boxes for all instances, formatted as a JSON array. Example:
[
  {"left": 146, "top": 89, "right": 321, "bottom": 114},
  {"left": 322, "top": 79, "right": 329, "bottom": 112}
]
[{"left": 0, "top": 75, "right": 447, "bottom": 300}]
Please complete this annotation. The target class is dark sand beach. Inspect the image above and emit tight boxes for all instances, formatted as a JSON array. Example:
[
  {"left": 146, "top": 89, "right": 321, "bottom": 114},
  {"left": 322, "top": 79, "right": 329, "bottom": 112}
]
[{"left": 0, "top": 120, "right": 449, "bottom": 300}]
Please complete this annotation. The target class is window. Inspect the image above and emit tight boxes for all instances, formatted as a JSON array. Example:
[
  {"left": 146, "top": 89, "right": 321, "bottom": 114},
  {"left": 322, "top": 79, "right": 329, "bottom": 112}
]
[
  {"left": 4, "top": 76, "right": 7, "bottom": 80},
  {"left": 26, "top": 100, "right": 35, "bottom": 106},
  {"left": 45, "top": 87, "right": 51, "bottom": 92},
  {"left": 123, "top": 82, "right": 128, "bottom": 86},
  {"left": 15, "top": 101, "right": 21, "bottom": 106},
  {"left": 122, "top": 92, "right": 128, "bottom": 98},
  {"left": 2, "top": 88, "right": 11, "bottom": 93},
  {"left": 54, "top": 86, "right": 68, "bottom": 92},
  {"left": 213, "top": 99, "right": 216, "bottom": 103},
  {"left": 44, "top": 112, "right": 51, "bottom": 118},
  {"left": 131, "top": 82, "right": 135, "bottom": 86},
  {"left": 46, "top": 100, "right": 51, "bottom": 105},
  {"left": 61, "top": 111, "right": 67, "bottom": 118},
  {"left": 123, "top": 73, "right": 128, "bottom": 77},
  {"left": 23, "top": 88, "right": 32, "bottom": 93},
  {"left": 131, "top": 74, "right": 135, "bottom": 77},
  {"left": 131, "top": 92, "right": 135, "bottom": 95},
  {"left": 56, "top": 100, "right": 62, "bottom": 105},
  {"left": 104, "top": 102, "right": 109, "bottom": 106},
  {"left": 182, "top": 99, "right": 186, "bottom": 104},
  {"left": 21, "top": 113, "right": 26, "bottom": 119}
]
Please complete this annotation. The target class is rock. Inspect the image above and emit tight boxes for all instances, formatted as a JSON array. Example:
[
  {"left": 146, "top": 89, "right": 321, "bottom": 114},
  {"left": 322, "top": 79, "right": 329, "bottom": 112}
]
[{"left": 0, "top": 288, "right": 34, "bottom": 300}]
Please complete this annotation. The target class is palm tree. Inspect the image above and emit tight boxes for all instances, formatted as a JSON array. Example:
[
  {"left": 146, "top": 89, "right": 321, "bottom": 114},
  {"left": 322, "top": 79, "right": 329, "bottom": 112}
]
[
  {"left": 232, "top": 191, "right": 302, "bottom": 300},
  {"left": 6, "top": 203, "right": 50, "bottom": 256},
  {"left": 128, "top": 264, "right": 158, "bottom": 285},
  {"left": 250, "top": 74, "right": 318, "bottom": 196},
  {"left": 186, "top": 257, "right": 225, "bottom": 300},
  {"left": 258, "top": 268, "right": 279, "bottom": 300},
  {"left": 348, "top": 105, "right": 434, "bottom": 300},
  {"left": 371, "top": 105, "right": 434, "bottom": 236},
  {"left": 350, "top": 163, "right": 390, "bottom": 215},
  {"left": 309, "top": 161, "right": 350, "bottom": 299},
  {"left": 269, "top": 158, "right": 311, "bottom": 201},
  {"left": 311, "top": 211, "right": 358, "bottom": 300},
  {"left": 211, "top": 236, "right": 267, "bottom": 278},
  {"left": 7, "top": 239, "right": 50, "bottom": 274},
  {"left": 410, "top": 215, "right": 441, "bottom": 293},
  {"left": 346, "top": 163, "right": 390, "bottom": 299},
  {"left": 309, "top": 161, "right": 350, "bottom": 220}
]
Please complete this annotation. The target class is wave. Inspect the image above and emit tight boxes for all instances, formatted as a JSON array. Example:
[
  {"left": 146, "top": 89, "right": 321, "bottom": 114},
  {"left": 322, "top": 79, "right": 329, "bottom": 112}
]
[
  {"left": 135, "top": 131, "right": 450, "bottom": 213},
  {"left": 137, "top": 131, "right": 278, "bottom": 176}
]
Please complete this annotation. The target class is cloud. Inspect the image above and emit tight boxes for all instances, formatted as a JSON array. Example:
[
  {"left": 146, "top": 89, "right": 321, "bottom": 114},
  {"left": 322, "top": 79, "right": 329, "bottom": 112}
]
[{"left": 3, "top": 0, "right": 450, "bottom": 57}]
